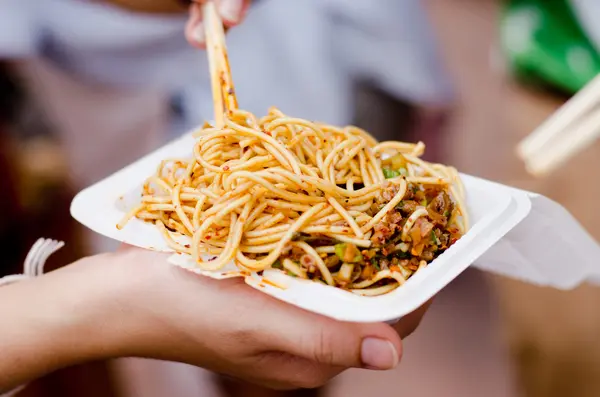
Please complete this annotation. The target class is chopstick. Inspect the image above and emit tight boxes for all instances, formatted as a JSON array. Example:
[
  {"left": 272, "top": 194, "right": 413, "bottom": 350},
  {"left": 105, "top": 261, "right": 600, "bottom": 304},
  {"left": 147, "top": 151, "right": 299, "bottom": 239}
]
[
  {"left": 203, "top": 1, "right": 238, "bottom": 128},
  {"left": 517, "top": 73, "right": 600, "bottom": 176}
]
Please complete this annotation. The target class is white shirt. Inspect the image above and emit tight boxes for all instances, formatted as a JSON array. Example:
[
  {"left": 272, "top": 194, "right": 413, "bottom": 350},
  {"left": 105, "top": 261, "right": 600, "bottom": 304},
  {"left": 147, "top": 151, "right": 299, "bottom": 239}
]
[{"left": 0, "top": 0, "right": 454, "bottom": 130}]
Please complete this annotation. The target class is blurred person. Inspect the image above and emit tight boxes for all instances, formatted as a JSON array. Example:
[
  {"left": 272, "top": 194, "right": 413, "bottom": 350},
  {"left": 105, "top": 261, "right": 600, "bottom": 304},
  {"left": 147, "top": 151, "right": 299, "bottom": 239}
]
[
  {"left": 0, "top": 245, "right": 430, "bottom": 396},
  {"left": 4, "top": 0, "right": 453, "bottom": 189},
  {"left": 1, "top": 1, "right": 456, "bottom": 396}
]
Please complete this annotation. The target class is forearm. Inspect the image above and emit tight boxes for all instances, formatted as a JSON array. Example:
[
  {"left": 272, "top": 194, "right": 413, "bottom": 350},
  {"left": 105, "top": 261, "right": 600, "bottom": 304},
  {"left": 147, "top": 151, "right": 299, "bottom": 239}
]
[
  {"left": 0, "top": 284, "right": 72, "bottom": 390},
  {"left": 102, "top": 0, "right": 188, "bottom": 14},
  {"left": 0, "top": 260, "right": 126, "bottom": 391}
]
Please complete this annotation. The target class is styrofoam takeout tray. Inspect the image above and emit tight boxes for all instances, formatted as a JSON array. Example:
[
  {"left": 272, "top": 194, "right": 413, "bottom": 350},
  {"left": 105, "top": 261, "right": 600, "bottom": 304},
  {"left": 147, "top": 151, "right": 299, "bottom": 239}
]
[{"left": 71, "top": 131, "right": 593, "bottom": 323}]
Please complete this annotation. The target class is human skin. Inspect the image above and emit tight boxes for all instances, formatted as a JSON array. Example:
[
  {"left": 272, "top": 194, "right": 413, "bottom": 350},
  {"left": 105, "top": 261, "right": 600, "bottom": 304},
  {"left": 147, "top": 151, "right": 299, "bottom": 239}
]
[
  {"left": 0, "top": 246, "right": 430, "bottom": 393},
  {"left": 102, "top": 0, "right": 250, "bottom": 47},
  {"left": 2, "top": 2, "right": 432, "bottom": 392}
]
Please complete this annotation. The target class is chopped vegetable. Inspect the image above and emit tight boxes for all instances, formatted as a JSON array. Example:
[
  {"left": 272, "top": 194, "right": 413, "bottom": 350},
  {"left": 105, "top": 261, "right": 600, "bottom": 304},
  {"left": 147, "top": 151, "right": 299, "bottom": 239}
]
[
  {"left": 370, "top": 258, "right": 381, "bottom": 270},
  {"left": 337, "top": 263, "right": 355, "bottom": 282},
  {"left": 282, "top": 258, "right": 307, "bottom": 278},
  {"left": 334, "top": 243, "right": 363, "bottom": 263},
  {"left": 382, "top": 166, "right": 407, "bottom": 179},
  {"left": 411, "top": 243, "right": 425, "bottom": 256},
  {"left": 274, "top": 182, "right": 464, "bottom": 294},
  {"left": 389, "top": 153, "right": 407, "bottom": 170},
  {"left": 272, "top": 260, "right": 283, "bottom": 269},
  {"left": 390, "top": 265, "right": 402, "bottom": 273},
  {"left": 383, "top": 168, "right": 401, "bottom": 179},
  {"left": 396, "top": 242, "right": 410, "bottom": 252},
  {"left": 430, "top": 231, "right": 441, "bottom": 245},
  {"left": 409, "top": 226, "right": 422, "bottom": 244},
  {"left": 396, "top": 251, "right": 410, "bottom": 259},
  {"left": 361, "top": 265, "right": 375, "bottom": 279},
  {"left": 397, "top": 265, "right": 413, "bottom": 279}
]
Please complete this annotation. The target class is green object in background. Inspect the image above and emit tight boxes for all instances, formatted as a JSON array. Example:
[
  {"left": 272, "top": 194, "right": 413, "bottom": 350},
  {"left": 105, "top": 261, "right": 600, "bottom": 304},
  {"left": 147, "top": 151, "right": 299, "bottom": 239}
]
[{"left": 500, "top": 0, "right": 600, "bottom": 94}]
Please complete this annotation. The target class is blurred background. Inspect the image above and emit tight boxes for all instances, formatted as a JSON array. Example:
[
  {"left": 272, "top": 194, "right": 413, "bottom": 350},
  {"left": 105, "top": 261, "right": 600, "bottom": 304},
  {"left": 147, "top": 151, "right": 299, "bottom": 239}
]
[{"left": 1, "top": 0, "right": 599, "bottom": 396}]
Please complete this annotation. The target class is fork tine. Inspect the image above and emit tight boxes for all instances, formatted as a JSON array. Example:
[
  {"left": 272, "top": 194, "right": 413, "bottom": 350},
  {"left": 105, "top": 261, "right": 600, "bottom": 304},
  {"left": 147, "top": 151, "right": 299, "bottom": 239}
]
[
  {"left": 49, "top": 240, "right": 65, "bottom": 257},
  {"left": 35, "top": 241, "right": 65, "bottom": 276},
  {"left": 24, "top": 238, "right": 44, "bottom": 267},
  {"left": 32, "top": 242, "right": 50, "bottom": 277},
  {"left": 23, "top": 239, "right": 45, "bottom": 275},
  {"left": 2, "top": 238, "right": 64, "bottom": 290},
  {"left": 35, "top": 240, "right": 56, "bottom": 275},
  {"left": 28, "top": 240, "right": 50, "bottom": 277}
]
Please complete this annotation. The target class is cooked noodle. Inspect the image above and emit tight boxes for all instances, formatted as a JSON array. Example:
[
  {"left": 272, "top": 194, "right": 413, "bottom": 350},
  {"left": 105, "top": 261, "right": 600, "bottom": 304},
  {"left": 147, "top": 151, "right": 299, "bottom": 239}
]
[{"left": 119, "top": 107, "right": 468, "bottom": 296}]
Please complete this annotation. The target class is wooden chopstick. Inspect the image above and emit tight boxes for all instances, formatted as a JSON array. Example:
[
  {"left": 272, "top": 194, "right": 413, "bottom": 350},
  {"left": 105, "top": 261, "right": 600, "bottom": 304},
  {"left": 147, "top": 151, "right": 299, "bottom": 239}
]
[
  {"left": 203, "top": 1, "right": 238, "bottom": 128},
  {"left": 518, "top": 73, "right": 600, "bottom": 159},
  {"left": 523, "top": 106, "right": 600, "bottom": 175},
  {"left": 517, "top": 73, "right": 600, "bottom": 176}
]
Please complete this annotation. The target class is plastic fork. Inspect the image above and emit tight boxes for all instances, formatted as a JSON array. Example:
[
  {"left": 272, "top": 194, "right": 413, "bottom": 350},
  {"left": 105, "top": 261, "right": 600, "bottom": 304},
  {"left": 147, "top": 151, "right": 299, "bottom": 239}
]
[{"left": 0, "top": 238, "right": 65, "bottom": 287}]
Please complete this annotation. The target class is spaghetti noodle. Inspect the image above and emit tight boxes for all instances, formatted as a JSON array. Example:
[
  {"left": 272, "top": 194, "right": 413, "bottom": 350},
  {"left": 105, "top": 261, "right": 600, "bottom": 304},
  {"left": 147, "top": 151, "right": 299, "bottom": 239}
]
[{"left": 119, "top": 107, "right": 468, "bottom": 296}]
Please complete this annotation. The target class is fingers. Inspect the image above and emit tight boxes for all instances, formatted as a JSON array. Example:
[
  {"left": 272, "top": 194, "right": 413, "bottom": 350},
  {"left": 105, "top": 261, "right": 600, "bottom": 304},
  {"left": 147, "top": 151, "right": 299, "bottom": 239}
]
[
  {"left": 185, "top": 3, "right": 205, "bottom": 49},
  {"left": 393, "top": 299, "right": 434, "bottom": 339},
  {"left": 216, "top": 0, "right": 251, "bottom": 27},
  {"left": 266, "top": 308, "right": 402, "bottom": 371},
  {"left": 116, "top": 243, "right": 138, "bottom": 252},
  {"left": 238, "top": 352, "right": 344, "bottom": 390},
  {"left": 185, "top": 0, "right": 251, "bottom": 47}
]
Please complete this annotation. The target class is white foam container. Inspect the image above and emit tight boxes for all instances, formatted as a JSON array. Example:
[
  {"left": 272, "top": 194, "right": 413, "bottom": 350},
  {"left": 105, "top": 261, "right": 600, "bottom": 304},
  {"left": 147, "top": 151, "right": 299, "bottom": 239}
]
[{"left": 71, "top": 132, "right": 600, "bottom": 323}]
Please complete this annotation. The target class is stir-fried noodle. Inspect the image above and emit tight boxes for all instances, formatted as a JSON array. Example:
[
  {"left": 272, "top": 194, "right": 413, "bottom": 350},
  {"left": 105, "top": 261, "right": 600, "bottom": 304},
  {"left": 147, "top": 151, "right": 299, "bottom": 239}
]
[{"left": 119, "top": 107, "right": 468, "bottom": 296}]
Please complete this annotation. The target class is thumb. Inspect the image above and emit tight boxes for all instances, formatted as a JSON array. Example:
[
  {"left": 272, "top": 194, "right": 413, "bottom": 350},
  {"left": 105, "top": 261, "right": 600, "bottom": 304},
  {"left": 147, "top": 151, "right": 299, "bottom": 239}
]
[
  {"left": 185, "top": 0, "right": 250, "bottom": 48},
  {"left": 269, "top": 310, "right": 402, "bottom": 371},
  {"left": 216, "top": 0, "right": 251, "bottom": 26}
]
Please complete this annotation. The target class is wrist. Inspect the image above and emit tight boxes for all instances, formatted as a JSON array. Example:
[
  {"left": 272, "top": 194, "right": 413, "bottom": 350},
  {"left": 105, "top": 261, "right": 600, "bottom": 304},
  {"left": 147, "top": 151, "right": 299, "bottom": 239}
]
[
  {"left": 75, "top": 249, "right": 185, "bottom": 361},
  {"left": 0, "top": 249, "right": 178, "bottom": 390},
  {"left": 47, "top": 253, "right": 154, "bottom": 361},
  {"left": 1, "top": 254, "right": 141, "bottom": 366},
  {"left": 0, "top": 258, "right": 115, "bottom": 388}
]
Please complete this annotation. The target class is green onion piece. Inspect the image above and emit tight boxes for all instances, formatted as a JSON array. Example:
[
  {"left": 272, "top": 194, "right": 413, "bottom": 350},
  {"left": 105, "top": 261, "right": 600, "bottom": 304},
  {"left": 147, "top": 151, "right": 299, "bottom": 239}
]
[
  {"left": 382, "top": 168, "right": 401, "bottom": 179},
  {"left": 335, "top": 243, "right": 363, "bottom": 263},
  {"left": 430, "top": 231, "right": 441, "bottom": 245},
  {"left": 334, "top": 243, "right": 346, "bottom": 260},
  {"left": 272, "top": 260, "right": 283, "bottom": 269}
]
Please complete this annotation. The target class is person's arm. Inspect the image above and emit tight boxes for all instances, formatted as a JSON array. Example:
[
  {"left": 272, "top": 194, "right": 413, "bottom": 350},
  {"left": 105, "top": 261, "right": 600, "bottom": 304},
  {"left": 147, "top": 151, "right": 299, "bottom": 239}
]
[
  {"left": 101, "top": 0, "right": 251, "bottom": 47},
  {"left": 103, "top": 0, "right": 249, "bottom": 16},
  {"left": 1, "top": 247, "right": 427, "bottom": 392},
  {"left": 102, "top": 0, "right": 187, "bottom": 14},
  {"left": 0, "top": 260, "right": 128, "bottom": 392}
]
